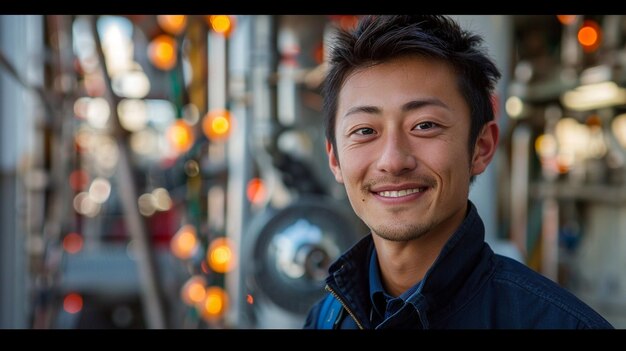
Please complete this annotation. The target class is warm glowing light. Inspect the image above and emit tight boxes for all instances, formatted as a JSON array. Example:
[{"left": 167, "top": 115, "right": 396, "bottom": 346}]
[
  {"left": 562, "top": 81, "right": 626, "bottom": 111},
  {"left": 152, "top": 188, "right": 172, "bottom": 211},
  {"left": 555, "top": 118, "right": 588, "bottom": 161},
  {"left": 246, "top": 294, "right": 254, "bottom": 305},
  {"left": 148, "top": 34, "right": 177, "bottom": 71},
  {"left": 157, "top": 15, "right": 187, "bottom": 35},
  {"left": 130, "top": 130, "right": 159, "bottom": 156},
  {"left": 212, "top": 117, "right": 229, "bottom": 134},
  {"left": 118, "top": 99, "right": 148, "bottom": 132},
  {"left": 112, "top": 68, "right": 151, "bottom": 99},
  {"left": 202, "top": 109, "right": 232, "bottom": 141},
  {"left": 246, "top": 178, "right": 266, "bottom": 205},
  {"left": 88, "top": 177, "right": 112, "bottom": 204},
  {"left": 63, "top": 293, "right": 83, "bottom": 314},
  {"left": 73, "top": 97, "right": 90, "bottom": 119},
  {"left": 200, "top": 286, "right": 228, "bottom": 320},
  {"left": 170, "top": 224, "right": 199, "bottom": 260},
  {"left": 505, "top": 96, "right": 524, "bottom": 119},
  {"left": 98, "top": 16, "right": 134, "bottom": 77},
  {"left": 91, "top": 136, "right": 119, "bottom": 176},
  {"left": 207, "top": 15, "right": 234, "bottom": 36},
  {"left": 557, "top": 15, "right": 577, "bottom": 26},
  {"left": 166, "top": 120, "right": 195, "bottom": 153},
  {"left": 73, "top": 191, "right": 102, "bottom": 218},
  {"left": 207, "top": 237, "right": 236, "bottom": 273},
  {"left": 578, "top": 20, "right": 601, "bottom": 52},
  {"left": 138, "top": 193, "right": 157, "bottom": 217},
  {"left": 85, "top": 97, "right": 111, "bottom": 129},
  {"left": 612, "top": 113, "right": 626, "bottom": 148},
  {"left": 63, "top": 232, "right": 83, "bottom": 254},
  {"left": 69, "top": 169, "right": 89, "bottom": 192},
  {"left": 535, "top": 134, "right": 558, "bottom": 159},
  {"left": 180, "top": 275, "right": 206, "bottom": 306}
]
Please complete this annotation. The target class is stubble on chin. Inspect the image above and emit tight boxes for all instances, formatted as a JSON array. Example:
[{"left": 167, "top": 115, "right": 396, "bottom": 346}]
[{"left": 370, "top": 222, "right": 432, "bottom": 242}]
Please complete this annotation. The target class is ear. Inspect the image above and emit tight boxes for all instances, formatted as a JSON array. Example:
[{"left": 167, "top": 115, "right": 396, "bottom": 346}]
[
  {"left": 326, "top": 140, "right": 344, "bottom": 184},
  {"left": 470, "top": 121, "right": 499, "bottom": 176}
]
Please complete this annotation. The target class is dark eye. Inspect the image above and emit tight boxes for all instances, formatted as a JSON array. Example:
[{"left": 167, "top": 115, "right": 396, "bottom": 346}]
[
  {"left": 414, "top": 122, "right": 436, "bottom": 130},
  {"left": 355, "top": 127, "right": 376, "bottom": 135}
]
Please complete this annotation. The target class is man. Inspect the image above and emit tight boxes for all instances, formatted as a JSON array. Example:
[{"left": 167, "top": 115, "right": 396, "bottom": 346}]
[{"left": 303, "top": 15, "right": 613, "bottom": 329}]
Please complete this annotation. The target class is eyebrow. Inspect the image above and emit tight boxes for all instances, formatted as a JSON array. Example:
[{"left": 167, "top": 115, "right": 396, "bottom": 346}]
[{"left": 343, "top": 98, "right": 450, "bottom": 118}]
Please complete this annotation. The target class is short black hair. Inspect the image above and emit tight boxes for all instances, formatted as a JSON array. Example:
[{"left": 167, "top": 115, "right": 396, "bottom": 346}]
[{"left": 323, "top": 15, "right": 501, "bottom": 169}]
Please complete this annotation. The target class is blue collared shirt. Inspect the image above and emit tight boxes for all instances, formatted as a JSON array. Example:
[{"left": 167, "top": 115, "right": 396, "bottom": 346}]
[{"left": 369, "top": 249, "right": 423, "bottom": 327}]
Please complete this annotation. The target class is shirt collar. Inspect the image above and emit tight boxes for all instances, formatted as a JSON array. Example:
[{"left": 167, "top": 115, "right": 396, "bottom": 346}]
[
  {"left": 368, "top": 249, "right": 387, "bottom": 316},
  {"left": 369, "top": 248, "right": 424, "bottom": 317}
]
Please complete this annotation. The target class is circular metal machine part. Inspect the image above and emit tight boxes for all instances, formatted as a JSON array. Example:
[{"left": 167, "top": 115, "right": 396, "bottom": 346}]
[{"left": 244, "top": 196, "right": 363, "bottom": 316}]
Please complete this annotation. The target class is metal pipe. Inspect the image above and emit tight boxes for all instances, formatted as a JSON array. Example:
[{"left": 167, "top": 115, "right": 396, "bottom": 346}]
[{"left": 88, "top": 15, "right": 167, "bottom": 329}]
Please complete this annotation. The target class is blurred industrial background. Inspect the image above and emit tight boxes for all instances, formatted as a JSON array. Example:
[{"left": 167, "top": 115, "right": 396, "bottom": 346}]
[{"left": 1, "top": 14, "right": 625, "bottom": 329}]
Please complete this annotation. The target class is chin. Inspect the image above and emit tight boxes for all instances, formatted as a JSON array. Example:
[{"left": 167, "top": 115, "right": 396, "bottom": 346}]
[{"left": 371, "top": 223, "right": 431, "bottom": 242}]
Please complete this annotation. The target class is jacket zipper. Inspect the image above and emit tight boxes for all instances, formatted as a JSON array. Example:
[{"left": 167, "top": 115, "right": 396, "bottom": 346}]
[{"left": 325, "top": 284, "right": 365, "bottom": 329}]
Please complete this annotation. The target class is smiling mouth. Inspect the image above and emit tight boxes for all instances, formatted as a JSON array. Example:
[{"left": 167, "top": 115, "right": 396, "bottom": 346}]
[{"left": 376, "top": 187, "right": 426, "bottom": 198}]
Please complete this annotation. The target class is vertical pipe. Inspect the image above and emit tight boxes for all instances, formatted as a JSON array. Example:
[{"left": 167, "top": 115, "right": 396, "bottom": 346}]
[
  {"left": 89, "top": 15, "right": 167, "bottom": 329},
  {"left": 0, "top": 15, "right": 43, "bottom": 329},
  {"left": 224, "top": 16, "right": 253, "bottom": 328},
  {"left": 511, "top": 124, "right": 531, "bottom": 258},
  {"left": 208, "top": 32, "right": 226, "bottom": 111},
  {"left": 541, "top": 198, "right": 559, "bottom": 282}
]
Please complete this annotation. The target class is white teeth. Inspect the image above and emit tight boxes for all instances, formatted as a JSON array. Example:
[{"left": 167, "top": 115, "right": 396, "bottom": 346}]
[{"left": 378, "top": 188, "right": 422, "bottom": 198}]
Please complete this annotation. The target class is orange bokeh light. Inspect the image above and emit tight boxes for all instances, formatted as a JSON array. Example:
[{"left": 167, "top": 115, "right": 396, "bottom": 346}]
[
  {"left": 202, "top": 109, "right": 232, "bottom": 141},
  {"left": 157, "top": 15, "right": 187, "bottom": 35},
  {"left": 556, "top": 15, "right": 577, "bottom": 26},
  {"left": 63, "top": 232, "right": 84, "bottom": 254},
  {"left": 200, "top": 286, "right": 228, "bottom": 321},
  {"left": 578, "top": 20, "right": 601, "bottom": 53},
  {"left": 207, "top": 237, "right": 236, "bottom": 273},
  {"left": 148, "top": 34, "right": 177, "bottom": 71},
  {"left": 63, "top": 293, "right": 83, "bottom": 314},
  {"left": 167, "top": 120, "right": 195, "bottom": 153},
  {"left": 207, "top": 15, "right": 235, "bottom": 37},
  {"left": 170, "top": 224, "right": 199, "bottom": 260},
  {"left": 180, "top": 275, "right": 207, "bottom": 306},
  {"left": 246, "top": 178, "right": 266, "bottom": 205}
]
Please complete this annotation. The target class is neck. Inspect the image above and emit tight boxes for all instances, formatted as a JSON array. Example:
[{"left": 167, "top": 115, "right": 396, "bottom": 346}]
[{"left": 373, "top": 231, "right": 452, "bottom": 297}]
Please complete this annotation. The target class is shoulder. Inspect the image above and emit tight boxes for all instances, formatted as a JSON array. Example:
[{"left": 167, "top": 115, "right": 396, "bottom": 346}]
[{"left": 490, "top": 254, "right": 613, "bottom": 329}]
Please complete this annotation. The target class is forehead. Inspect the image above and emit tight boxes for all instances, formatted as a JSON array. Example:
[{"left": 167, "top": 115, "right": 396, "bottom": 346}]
[
  {"left": 343, "top": 55, "right": 457, "bottom": 88},
  {"left": 337, "top": 56, "right": 464, "bottom": 112}
]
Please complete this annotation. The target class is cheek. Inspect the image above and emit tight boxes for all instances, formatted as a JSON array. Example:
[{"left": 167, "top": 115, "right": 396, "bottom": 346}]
[
  {"left": 338, "top": 148, "right": 370, "bottom": 182},
  {"left": 423, "top": 140, "right": 470, "bottom": 177}
]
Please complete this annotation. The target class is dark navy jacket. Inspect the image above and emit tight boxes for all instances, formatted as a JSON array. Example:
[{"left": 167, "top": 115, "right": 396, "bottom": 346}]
[{"left": 303, "top": 201, "right": 614, "bottom": 329}]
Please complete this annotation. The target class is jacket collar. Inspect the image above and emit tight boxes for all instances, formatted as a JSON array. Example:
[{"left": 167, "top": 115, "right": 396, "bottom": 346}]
[{"left": 325, "top": 200, "right": 492, "bottom": 328}]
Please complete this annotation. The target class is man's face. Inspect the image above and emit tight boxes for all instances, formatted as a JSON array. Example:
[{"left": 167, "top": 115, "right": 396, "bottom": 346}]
[{"left": 327, "top": 56, "right": 494, "bottom": 242}]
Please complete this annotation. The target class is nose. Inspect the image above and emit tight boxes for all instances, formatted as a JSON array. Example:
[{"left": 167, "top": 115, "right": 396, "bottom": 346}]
[{"left": 375, "top": 131, "right": 417, "bottom": 175}]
